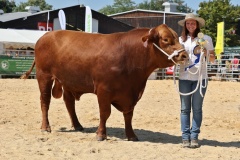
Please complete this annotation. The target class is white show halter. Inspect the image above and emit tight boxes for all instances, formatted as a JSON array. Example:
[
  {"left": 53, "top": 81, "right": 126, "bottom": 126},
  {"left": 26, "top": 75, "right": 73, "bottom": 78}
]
[
  {"left": 153, "top": 43, "right": 185, "bottom": 65},
  {"left": 148, "top": 28, "right": 185, "bottom": 65}
]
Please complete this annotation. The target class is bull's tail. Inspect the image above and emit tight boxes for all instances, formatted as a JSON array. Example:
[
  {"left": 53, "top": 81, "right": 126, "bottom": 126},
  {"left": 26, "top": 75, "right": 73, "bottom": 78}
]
[{"left": 20, "top": 59, "right": 35, "bottom": 79}]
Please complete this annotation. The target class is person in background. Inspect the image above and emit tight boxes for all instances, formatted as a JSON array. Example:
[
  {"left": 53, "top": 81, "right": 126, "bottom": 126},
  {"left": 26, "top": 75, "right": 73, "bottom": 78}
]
[
  {"left": 220, "top": 52, "right": 227, "bottom": 67},
  {"left": 231, "top": 55, "right": 239, "bottom": 79},
  {"left": 177, "top": 13, "right": 215, "bottom": 148},
  {"left": 231, "top": 56, "right": 239, "bottom": 70},
  {"left": 220, "top": 52, "right": 228, "bottom": 78}
]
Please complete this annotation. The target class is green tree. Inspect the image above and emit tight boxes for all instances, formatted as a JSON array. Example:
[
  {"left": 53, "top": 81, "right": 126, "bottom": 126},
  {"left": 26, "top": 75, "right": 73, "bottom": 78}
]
[
  {"left": 0, "top": 0, "right": 16, "bottom": 13},
  {"left": 14, "top": 0, "right": 52, "bottom": 12},
  {"left": 98, "top": 5, "right": 115, "bottom": 15},
  {"left": 137, "top": 0, "right": 164, "bottom": 10},
  {"left": 197, "top": 0, "right": 240, "bottom": 47},
  {"left": 176, "top": 1, "right": 193, "bottom": 13},
  {"left": 136, "top": 0, "right": 194, "bottom": 13},
  {"left": 99, "top": 0, "right": 193, "bottom": 15},
  {"left": 99, "top": 0, "right": 135, "bottom": 15},
  {"left": 137, "top": 0, "right": 193, "bottom": 13}
]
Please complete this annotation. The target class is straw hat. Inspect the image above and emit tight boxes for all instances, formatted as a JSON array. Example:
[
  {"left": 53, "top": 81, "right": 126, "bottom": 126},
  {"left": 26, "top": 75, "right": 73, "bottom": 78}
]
[{"left": 178, "top": 13, "right": 205, "bottom": 28}]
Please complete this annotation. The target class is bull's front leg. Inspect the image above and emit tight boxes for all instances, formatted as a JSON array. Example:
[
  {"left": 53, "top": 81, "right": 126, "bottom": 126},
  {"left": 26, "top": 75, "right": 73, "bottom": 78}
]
[
  {"left": 63, "top": 90, "right": 83, "bottom": 131},
  {"left": 123, "top": 110, "right": 139, "bottom": 141},
  {"left": 96, "top": 94, "right": 111, "bottom": 141}
]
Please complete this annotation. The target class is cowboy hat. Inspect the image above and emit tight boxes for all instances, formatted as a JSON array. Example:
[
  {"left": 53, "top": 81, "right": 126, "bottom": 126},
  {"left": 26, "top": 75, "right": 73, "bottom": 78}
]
[{"left": 178, "top": 13, "right": 205, "bottom": 28}]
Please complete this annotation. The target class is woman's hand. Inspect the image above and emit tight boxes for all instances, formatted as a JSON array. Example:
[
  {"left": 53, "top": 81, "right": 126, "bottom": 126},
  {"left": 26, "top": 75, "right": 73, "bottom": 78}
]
[{"left": 208, "top": 50, "right": 215, "bottom": 63}]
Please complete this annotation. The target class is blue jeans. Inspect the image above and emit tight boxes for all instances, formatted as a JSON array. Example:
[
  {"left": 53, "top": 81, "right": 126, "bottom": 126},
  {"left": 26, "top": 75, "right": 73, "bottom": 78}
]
[{"left": 179, "top": 79, "right": 207, "bottom": 140}]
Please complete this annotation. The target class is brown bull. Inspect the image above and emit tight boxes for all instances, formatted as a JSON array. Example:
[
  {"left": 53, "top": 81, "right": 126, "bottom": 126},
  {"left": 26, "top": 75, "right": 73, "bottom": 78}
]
[{"left": 22, "top": 24, "right": 187, "bottom": 141}]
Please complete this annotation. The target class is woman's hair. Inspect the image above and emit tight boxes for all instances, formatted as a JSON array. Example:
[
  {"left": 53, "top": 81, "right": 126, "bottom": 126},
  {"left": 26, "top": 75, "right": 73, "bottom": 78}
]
[{"left": 180, "top": 21, "right": 201, "bottom": 42}]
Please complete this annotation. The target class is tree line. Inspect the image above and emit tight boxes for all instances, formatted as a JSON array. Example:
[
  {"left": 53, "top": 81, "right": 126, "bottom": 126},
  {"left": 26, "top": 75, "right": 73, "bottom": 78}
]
[
  {"left": 99, "top": 0, "right": 193, "bottom": 15},
  {"left": 0, "top": 0, "right": 52, "bottom": 13}
]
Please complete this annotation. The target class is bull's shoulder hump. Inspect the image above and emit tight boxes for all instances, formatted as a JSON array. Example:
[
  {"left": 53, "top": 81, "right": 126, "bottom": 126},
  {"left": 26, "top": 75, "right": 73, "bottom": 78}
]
[{"left": 46, "top": 30, "right": 84, "bottom": 36}]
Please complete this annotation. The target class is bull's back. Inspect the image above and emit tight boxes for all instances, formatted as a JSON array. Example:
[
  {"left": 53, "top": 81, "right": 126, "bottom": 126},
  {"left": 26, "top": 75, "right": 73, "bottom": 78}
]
[
  {"left": 35, "top": 31, "right": 112, "bottom": 72},
  {"left": 35, "top": 31, "right": 108, "bottom": 66}
]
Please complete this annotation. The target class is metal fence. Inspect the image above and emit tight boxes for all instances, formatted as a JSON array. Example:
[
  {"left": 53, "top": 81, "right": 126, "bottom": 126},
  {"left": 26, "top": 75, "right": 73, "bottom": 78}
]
[{"left": 154, "top": 54, "right": 240, "bottom": 82}]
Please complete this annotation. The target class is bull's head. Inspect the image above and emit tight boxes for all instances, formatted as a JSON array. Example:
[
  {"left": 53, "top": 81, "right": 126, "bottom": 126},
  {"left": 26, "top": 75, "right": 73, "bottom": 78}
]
[{"left": 142, "top": 24, "right": 188, "bottom": 65}]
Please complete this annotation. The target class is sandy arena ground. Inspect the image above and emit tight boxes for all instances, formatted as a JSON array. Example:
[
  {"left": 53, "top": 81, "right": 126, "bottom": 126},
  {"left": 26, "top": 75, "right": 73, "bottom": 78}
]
[{"left": 0, "top": 79, "right": 239, "bottom": 159}]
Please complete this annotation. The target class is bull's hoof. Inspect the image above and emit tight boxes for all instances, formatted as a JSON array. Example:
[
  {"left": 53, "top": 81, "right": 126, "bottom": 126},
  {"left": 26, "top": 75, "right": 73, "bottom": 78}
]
[
  {"left": 128, "top": 137, "right": 139, "bottom": 141},
  {"left": 96, "top": 135, "right": 107, "bottom": 141},
  {"left": 41, "top": 128, "right": 51, "bottom": 133}
]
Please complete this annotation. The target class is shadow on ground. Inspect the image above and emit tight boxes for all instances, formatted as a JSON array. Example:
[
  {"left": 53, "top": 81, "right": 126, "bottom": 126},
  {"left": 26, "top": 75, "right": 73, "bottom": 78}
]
[{"left": 58, "top": 126, "right": 240, "bottom": 148}]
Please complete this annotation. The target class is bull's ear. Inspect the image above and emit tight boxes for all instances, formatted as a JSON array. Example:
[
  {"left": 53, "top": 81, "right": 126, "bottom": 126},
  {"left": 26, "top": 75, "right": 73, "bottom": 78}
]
[
  {"left": 142, "top": 28, "right": 160, "bottom": 47},
  {"left": 150, "top": 28, "right": 159, "bottom": 41},
  {"left": 142, "top": 28, "right": 158, "bottom": 48},
  {"left": 142, "top": 35, "right": 148, "bottom": 48}
]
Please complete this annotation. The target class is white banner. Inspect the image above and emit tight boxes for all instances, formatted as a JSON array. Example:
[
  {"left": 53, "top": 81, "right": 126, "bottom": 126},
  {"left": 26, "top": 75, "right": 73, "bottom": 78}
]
[
  {"left": 85, "top": 6, "right": 92, "bottom": 33},
  {"left": 58, "top": 9, "right": 66, "bottom": 30}
]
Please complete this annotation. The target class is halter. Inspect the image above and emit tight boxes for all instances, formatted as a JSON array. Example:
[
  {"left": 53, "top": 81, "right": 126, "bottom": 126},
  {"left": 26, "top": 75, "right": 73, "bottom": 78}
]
[
  {"left": 153, "top": 43, "right": 185, "bottom": 65},
  {"left": 149, "top": 28, "right": 185, "bottom": 65}
]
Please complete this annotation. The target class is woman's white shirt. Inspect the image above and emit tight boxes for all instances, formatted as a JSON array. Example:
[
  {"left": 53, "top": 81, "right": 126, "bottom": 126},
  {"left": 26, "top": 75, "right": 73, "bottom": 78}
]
[{"left": 179, "top": 35, "right": 214, "bottom": 81}]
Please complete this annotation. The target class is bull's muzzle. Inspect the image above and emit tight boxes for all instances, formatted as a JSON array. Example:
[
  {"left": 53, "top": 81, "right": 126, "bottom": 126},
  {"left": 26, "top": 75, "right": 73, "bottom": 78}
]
[{"left": 174, "top": 50, "right": 189, "bottom": 64}]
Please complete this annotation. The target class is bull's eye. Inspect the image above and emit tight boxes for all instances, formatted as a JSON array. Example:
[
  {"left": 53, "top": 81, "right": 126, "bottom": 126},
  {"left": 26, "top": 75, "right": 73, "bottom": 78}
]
[{"left": 163, "top": 39, "right": 168, "bottom": 42}]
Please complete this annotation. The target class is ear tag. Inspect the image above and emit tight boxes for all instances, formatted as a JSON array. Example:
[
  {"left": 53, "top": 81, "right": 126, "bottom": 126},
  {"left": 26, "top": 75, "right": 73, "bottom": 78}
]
[{"left": 143, "top": 39, "right": 148, "bottom": 48}]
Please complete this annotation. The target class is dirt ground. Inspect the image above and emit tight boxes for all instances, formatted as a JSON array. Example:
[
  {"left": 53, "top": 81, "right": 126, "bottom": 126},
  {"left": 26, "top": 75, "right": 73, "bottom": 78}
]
[{"left": 0, "top": 79, "right": 239, "bottom": 160}]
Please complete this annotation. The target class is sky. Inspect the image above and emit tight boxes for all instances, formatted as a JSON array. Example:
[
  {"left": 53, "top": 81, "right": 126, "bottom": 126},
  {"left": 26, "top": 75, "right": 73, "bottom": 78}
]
[{"left": 14, "top": 0, "right": 239, "bottom": 12}]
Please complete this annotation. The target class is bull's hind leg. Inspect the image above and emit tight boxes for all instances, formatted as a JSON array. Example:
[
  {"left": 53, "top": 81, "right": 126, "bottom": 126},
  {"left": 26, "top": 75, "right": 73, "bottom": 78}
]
[
  {"left": 123, "top": 110, "right": 139, "bottom": 141},
  {"left": 63, "top": 90, "right": 83, "bottom": 131},
  {"left": 37, "top": 74, "right": 54, "bottom": 132}
]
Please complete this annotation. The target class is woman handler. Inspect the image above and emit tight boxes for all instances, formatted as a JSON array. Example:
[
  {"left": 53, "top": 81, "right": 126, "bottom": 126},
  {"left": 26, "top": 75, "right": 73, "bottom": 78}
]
[{"left": 177, "top": 13, "right": 215, "bottom": 148}]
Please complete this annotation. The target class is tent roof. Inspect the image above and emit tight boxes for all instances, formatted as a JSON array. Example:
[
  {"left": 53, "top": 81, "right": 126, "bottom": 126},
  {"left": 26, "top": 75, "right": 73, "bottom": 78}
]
[
  {"left": 0, "top": 29, "right": 47, "bottom": 49},
  {"left": 0, "top": 12, "right": 32, "bottom": 22},
  {"left": 0, "top": 10, "right": 49, "bottom": 22}
]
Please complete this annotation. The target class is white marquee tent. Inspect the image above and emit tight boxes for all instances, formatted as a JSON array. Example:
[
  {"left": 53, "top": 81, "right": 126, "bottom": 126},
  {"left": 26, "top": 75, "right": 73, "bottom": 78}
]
[{"left": 0, "top": 29, "right": 47, "bottom": 49}]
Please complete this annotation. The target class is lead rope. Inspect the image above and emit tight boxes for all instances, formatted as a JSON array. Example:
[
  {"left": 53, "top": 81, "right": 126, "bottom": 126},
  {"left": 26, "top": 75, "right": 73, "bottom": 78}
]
[{"left": 173, "top": 47, "right": 208, "bottom": 97}]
